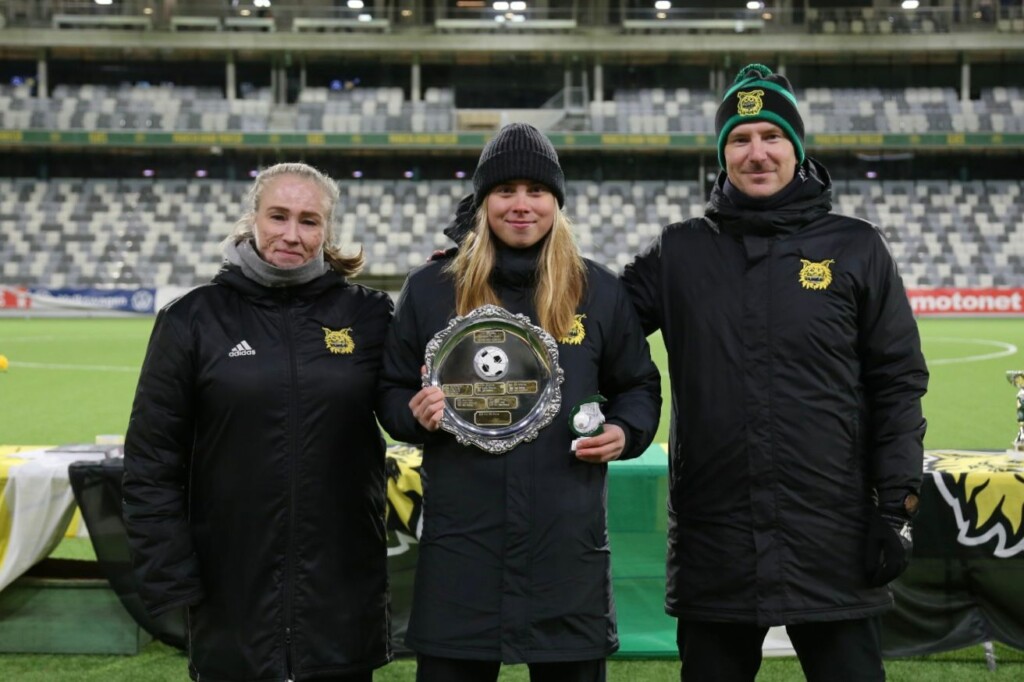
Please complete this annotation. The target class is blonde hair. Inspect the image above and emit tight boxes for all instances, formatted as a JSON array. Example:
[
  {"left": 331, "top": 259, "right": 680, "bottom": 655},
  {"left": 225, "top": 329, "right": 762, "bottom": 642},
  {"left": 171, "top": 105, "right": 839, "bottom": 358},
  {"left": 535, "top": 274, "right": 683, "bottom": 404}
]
[
  {"left": 446, "top": 202, "right": 587, "bottom": 339},
  {"left": 226, "top": 162, "right": 364, "bottom": 277}
]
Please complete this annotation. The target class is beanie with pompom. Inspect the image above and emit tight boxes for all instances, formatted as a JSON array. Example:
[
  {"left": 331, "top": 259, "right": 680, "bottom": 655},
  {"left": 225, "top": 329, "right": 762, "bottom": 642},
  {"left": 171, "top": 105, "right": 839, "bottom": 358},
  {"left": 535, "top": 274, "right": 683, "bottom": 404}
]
[{"left": 715, "top": 63, "right": 805, "bottom": 169}]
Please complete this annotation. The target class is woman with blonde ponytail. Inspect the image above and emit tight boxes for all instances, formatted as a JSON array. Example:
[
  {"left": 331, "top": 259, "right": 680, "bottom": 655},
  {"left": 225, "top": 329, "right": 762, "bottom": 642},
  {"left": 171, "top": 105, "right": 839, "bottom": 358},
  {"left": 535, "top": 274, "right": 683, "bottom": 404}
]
[
  {"left": 124, "top": 162, "right": 393, "bottom": 681},
  {"left": 379, "top": 123, "right": 660, "bottom": 682}
]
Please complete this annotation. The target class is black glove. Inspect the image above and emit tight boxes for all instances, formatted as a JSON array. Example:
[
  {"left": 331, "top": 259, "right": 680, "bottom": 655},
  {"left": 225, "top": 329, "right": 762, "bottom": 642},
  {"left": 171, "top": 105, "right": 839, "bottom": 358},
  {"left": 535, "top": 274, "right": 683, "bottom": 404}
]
[{"left": 864, "top": 503, "right": 914, "bottom": 587}]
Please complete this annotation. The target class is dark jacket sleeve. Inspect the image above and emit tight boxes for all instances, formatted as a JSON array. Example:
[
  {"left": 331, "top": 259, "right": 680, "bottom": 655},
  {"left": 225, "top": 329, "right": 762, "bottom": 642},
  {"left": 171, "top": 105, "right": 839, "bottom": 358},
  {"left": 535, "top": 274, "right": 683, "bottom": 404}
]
[
  {"left": 857, "top": 228, "right": 929, "bottom": 501},
  {"left": 599, "top": 273, "right": 663, "bottom": 461},
  {"left": 122, "top": 306, "right": 205, "bottom": 617},
  {"left": 620, "top": 230, "right": 667, "bottom": 337},
  {"left": 377, "top": 274, "right": 437, "bottom": 445}
]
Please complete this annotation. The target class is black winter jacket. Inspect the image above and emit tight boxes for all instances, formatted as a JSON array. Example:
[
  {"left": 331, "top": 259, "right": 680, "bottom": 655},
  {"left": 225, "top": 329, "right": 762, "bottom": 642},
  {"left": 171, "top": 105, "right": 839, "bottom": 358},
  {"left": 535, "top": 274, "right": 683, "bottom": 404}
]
[
  {"left": 621, "top": 160, "right": 928, "bottom": 626},
  {"left": 378, "top": 245, "right": 661, "bottom": 663},
  {"left": 123, "top": 264, "right": 394, "bottom": 681}
]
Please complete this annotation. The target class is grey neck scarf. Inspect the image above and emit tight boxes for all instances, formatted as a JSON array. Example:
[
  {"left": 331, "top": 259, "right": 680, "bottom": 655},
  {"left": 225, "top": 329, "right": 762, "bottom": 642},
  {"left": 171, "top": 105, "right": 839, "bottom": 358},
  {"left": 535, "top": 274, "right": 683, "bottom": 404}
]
[{"left": 223, "top": 238, "right": 329, "bottom": 288}]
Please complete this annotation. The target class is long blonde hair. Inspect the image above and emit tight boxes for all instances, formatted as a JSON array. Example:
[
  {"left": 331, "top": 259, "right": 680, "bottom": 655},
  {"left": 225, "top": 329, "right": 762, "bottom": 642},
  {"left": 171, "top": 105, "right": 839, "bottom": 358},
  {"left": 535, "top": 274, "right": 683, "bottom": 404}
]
[
  {"left": 225, "top": 162, "right": 365, "bottom": 277},
  {"left": 446, "top": 202, "right": 587, "bottom": 339}
]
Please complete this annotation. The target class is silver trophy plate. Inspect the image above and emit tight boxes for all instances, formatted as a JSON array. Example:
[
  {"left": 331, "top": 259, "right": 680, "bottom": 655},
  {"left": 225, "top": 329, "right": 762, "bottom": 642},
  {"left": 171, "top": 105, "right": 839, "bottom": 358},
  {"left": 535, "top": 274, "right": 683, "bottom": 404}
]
[{"left": 424, "top": 304, "right": 564, "bottom": 454}]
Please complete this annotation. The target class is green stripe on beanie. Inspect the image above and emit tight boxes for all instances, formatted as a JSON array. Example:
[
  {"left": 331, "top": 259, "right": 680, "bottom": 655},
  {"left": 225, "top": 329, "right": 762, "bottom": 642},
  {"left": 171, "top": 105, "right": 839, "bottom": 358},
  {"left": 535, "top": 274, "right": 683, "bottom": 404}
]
[{"left": 715, "top": 64, "right": 806, "bottom": 168}]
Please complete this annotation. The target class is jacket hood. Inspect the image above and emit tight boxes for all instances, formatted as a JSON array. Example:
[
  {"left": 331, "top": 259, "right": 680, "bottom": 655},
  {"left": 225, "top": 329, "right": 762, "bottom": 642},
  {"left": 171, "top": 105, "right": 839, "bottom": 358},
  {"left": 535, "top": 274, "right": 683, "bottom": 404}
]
[
  {"left": 706, "top": 157, "right": 833, "bottom": 238},
  {"left": 443, "top": 193, "right": 478, "bottom": 246}
]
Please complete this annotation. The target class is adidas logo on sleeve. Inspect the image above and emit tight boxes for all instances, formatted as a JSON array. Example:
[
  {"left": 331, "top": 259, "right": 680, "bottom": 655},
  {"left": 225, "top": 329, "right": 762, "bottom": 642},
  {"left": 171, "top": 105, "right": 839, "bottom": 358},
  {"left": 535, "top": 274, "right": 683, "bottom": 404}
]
[{"left": 228, "top": 340, "right": 256, "bottom": 358}]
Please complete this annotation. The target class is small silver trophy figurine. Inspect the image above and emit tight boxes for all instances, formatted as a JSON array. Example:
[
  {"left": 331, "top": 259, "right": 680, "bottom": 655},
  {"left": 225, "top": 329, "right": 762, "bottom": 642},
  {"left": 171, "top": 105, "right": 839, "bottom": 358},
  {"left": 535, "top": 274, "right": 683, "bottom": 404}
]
[
  {"left": 1009, "top": 371, "right": 1024, "bottom": 455},
  {"left": 569, "top": 395, "right": 607, "bottom": 452}
]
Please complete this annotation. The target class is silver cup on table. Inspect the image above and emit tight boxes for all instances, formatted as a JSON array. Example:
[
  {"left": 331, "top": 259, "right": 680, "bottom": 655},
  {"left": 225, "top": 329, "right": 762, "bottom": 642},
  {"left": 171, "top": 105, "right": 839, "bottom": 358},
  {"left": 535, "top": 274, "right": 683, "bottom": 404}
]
[{"left": 1008, "top": 371, "right": 1024, "bottom": 455}]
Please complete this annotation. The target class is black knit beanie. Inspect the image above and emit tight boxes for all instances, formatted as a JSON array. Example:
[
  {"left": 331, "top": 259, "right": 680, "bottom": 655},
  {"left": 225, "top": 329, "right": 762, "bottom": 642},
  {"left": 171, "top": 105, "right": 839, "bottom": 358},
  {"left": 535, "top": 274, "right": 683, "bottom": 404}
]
[
  {"left": 715, "top": 63, "right": 805, "bottom": 169},
  {"left": 472, "top": 122, "right": 565, "bottom": 208}
]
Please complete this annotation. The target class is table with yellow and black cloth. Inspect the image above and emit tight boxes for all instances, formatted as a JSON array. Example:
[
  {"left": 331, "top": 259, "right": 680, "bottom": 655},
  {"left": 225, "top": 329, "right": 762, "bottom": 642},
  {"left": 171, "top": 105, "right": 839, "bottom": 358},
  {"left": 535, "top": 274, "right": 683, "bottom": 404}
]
[{"left": 883, "top": 449, "right": 1024, "bottom": 656}]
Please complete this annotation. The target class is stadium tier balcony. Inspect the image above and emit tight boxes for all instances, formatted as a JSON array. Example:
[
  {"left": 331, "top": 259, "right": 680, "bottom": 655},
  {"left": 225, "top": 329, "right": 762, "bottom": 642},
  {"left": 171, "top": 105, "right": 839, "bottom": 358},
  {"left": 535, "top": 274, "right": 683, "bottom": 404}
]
[
  {"left": 1, "top": 179, "right": 1020, "bottom": 290},
  {"left": 3, "top": 0, "right": 1019, "bottom": 37}
]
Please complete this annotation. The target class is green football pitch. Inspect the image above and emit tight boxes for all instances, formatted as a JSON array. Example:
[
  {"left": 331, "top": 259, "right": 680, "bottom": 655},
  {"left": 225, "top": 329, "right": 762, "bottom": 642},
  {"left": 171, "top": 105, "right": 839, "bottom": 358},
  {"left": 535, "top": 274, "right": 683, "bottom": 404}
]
[{"left": 0, "top": 316, "right": 1021, "bottom": 449}]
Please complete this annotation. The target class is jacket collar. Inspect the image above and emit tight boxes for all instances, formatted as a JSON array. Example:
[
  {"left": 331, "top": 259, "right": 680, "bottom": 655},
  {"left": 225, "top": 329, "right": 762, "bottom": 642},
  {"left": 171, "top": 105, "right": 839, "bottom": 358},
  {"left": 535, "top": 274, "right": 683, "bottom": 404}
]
[
  {"left": 213, "top": 263, "right": 345, "bottom": 304},
  {"left": 491, "top": 238, "right": 544, "bottom": 288},
  {"left": 706, "top": 157, "right": 833, "bottom": 238}
]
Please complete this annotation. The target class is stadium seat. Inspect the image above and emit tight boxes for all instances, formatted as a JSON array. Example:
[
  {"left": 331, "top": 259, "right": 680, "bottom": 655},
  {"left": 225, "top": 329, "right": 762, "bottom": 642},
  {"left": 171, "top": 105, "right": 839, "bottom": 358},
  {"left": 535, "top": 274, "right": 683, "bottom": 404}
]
[{"left": 0, "top": 178, "right": 1021, "bottom": 289}]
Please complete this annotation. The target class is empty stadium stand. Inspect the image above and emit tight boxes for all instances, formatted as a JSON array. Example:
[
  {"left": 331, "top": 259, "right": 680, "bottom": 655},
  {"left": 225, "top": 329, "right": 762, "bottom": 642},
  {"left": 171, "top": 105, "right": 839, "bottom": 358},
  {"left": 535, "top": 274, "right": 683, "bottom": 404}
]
[
  {"left": 3, "top": 82, "right": 1021, "bottom": 136},
  {"left": 0, "top": 84, "right": 455, "bottom": 133},
  {"left": 2, "top": 179, "right": 1020, "bottom": 289},
  {"left": 589, "top": 87, "right": 1024, "bottom": 135}
]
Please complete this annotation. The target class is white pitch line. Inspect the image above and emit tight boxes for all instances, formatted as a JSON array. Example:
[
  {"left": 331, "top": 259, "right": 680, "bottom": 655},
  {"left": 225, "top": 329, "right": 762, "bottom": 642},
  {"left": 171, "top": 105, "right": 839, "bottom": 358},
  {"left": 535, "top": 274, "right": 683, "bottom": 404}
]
[
  {"left": 925, "top": 337, "right": 1018, "bottom": 366},
  {"left": 9, "top": 361, "right": 140, "bottom": 373}
]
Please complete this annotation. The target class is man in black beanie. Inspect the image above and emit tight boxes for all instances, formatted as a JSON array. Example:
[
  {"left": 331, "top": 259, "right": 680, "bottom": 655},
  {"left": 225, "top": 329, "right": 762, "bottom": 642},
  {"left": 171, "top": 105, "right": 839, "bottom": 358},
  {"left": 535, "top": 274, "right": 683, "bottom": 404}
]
[{"left": 622, "top": 64, "right": 929, "bottom": 680}]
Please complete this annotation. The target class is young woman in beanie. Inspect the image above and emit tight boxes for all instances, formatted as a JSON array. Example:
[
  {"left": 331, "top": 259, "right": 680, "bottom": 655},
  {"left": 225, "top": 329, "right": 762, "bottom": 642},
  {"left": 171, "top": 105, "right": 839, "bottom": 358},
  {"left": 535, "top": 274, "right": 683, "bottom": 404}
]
[{"left": 378, "top": 123, "right": 661, "bottom": 682}]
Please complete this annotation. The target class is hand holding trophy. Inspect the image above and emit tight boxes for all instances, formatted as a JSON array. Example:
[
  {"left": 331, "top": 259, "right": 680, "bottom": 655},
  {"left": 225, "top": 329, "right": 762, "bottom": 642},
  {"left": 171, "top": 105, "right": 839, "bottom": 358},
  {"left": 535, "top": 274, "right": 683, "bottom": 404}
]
[{"left": 569, "top": 395, "right": 607, "bottom": 452}]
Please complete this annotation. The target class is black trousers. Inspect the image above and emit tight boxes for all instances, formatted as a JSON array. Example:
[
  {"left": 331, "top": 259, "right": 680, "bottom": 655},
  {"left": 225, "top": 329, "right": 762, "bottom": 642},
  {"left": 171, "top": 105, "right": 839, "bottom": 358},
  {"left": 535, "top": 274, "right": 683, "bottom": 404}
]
[
  {"left": 676, "top": 617, "right": 885, "bottom": 682},
  {"left": 415, "top": 653, "right": 606, "bottom": 682}
]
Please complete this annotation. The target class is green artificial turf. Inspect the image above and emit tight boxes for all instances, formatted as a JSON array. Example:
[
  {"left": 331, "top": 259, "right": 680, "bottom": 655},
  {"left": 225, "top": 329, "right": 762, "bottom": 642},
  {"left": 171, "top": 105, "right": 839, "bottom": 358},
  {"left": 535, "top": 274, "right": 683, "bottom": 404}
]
[
  {"left": 2, "top": 316, "right": 1022, "bottom": 448},
  {"left": 0, "top": 642, "right": 1021, "bottom": 680}
]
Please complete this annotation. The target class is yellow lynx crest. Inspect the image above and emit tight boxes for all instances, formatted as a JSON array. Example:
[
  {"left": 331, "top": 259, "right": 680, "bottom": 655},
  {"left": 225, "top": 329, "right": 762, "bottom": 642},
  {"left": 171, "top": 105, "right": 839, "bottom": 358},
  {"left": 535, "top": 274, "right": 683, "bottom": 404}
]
[
  {"left": 737, "top": 89, "right": 765, "bottom": 116},
  {"left": 559, "top": 314, "right": 587, "bottom": 346},
  {"left": 798, "top": 259, "right": 835, "bottom": 291},
  {"left": 322, "top": 327, "right": 355, "bottom": 355}
]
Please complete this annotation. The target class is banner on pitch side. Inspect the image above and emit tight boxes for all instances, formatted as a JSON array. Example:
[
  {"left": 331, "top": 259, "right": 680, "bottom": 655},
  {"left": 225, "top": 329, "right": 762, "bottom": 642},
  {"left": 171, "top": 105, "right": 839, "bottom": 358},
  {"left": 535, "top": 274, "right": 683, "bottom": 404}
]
[
  {"left": 907, "top": 288, "right": 1024, "bottom": 317},
  {"left": 5, "top": 287, "right": 158, "bottom": 313}
]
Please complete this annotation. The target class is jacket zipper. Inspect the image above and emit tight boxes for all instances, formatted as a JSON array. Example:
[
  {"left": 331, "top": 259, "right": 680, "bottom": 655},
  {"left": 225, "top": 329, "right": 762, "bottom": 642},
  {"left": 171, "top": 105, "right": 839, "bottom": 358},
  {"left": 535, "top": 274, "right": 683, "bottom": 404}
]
[{"left": 282, "top": 299, "right": 299, "bottom": 679}]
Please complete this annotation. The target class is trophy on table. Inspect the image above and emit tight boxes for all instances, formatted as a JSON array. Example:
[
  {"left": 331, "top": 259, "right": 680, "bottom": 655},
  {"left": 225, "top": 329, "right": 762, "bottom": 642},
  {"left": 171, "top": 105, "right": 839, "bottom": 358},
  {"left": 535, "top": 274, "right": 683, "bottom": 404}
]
[
  {"left": 424, "top": 304, "right": 564, "bottom": 454},
  {"left": 1008, "top": 371, "right": 1024, "bottom": 455}
]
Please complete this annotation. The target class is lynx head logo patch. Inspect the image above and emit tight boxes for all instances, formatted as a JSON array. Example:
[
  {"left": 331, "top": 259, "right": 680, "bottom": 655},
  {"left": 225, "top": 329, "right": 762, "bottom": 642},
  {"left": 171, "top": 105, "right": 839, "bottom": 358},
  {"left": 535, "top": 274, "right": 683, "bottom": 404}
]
[
  {"left": 926, "top": 451, "right": 1024, "bottom": 558},
  {"left": 559, "top": 314, "right": 587, "bottom": 346},
  {"left": 322, "top": 327, "right": 355, "bottom": 355},
  {"left": 798, "top": 259, "right": 835, "bottom": 291},
  {"left": 736, "top": 90, "right": 765, "bottom": 117}
]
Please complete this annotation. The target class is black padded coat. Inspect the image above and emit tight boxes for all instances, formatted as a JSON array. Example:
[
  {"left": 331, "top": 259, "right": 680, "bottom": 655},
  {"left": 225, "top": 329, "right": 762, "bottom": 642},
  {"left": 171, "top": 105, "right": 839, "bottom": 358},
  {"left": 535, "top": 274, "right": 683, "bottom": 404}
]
[
  {"left": 378, "top": 245, "right": 661, "bottom": 663},
  {"left": 622, "top": 160, "right": 928, "bottom": 626},
  {"left": 123, "top": 264, "right": 394, "bottom": 681}
]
